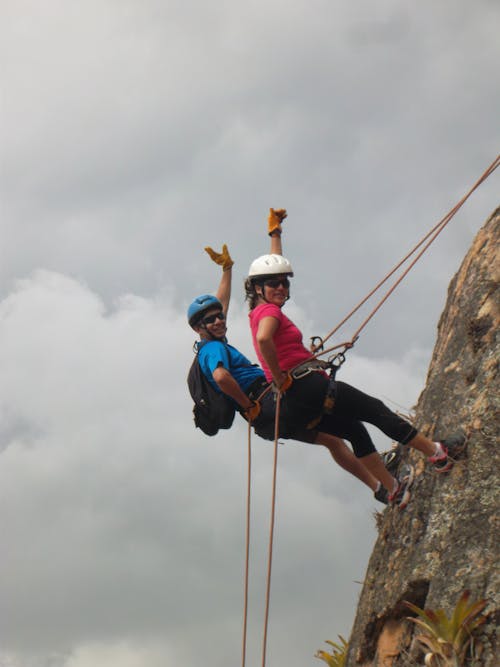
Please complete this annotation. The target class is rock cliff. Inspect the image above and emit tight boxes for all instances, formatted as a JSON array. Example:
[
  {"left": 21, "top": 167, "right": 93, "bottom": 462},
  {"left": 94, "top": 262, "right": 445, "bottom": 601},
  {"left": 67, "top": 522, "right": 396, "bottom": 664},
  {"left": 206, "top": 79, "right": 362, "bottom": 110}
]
[{"left": 345, "top": 207, "right": 499, "bottom": 667}]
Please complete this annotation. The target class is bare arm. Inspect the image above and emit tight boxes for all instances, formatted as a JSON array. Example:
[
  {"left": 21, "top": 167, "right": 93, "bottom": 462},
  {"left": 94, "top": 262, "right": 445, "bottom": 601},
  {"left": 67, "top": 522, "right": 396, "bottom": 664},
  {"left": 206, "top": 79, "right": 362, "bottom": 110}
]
[
  {"left": 255, "top": 315, "right": 285, "bottom": 385},
  {"left": 270, "top": 230, "right": 282, "bottom": 255},
  {"left": 215, "top": 267, "right": 231, "bottom": 316},
  {"left": 204, "top": 244, "right": 234, "bottom": 317},
  {"left": 212, "top": 366, "right": 253, "bottom": 410},
  {"left": 268, "top": 208, "right": 287, "bottom": 255}
]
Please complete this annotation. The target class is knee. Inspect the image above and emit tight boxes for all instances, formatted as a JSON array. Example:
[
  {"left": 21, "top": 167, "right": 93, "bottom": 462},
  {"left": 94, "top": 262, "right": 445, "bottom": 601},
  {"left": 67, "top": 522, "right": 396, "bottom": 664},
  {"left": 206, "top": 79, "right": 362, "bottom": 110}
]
[
  {"left": 352, "top": 441, "right": 377, "bottom": 458},
  {"left": 315, "top": 433, "right": 342, "bottom": 452},
  {"left": 370, "top": 396, "right": 390, "bottom": 414}
]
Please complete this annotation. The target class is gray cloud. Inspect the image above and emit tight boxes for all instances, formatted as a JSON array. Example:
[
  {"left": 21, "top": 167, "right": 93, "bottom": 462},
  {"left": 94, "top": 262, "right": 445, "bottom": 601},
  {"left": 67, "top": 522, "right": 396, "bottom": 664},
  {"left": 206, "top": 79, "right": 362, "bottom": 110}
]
[
  {"left": 0, "top": 1, "right": 499, "bottom": 665},
  {"left": 0, "top": 271, "right": 426, "bottom": 666}
]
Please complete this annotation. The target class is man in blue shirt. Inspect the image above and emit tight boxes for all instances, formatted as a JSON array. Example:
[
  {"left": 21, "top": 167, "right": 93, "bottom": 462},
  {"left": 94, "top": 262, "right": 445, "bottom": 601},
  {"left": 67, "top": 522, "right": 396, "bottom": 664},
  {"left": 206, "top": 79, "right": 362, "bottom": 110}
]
[{"left": 187, "top": 245, "right": 267, "bottom": 422}]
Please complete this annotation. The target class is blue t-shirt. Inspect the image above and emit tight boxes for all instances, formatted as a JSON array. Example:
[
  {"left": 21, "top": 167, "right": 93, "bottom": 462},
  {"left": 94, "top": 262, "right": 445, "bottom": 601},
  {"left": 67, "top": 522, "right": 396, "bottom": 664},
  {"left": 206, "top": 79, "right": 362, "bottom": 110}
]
[{"left": 197, "top": 340, "right": 265, "bottom": 393}]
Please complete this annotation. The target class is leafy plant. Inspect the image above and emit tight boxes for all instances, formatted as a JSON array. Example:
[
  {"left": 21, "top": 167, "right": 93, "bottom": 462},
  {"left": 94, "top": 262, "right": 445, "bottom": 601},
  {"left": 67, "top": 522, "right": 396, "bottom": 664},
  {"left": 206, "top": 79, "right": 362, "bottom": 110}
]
[
  {"left": 315, "top": 635, "right": 348, "bottom": 667},
  {"left": 404, "top": 590, "right": 488, "bottom": 667}
]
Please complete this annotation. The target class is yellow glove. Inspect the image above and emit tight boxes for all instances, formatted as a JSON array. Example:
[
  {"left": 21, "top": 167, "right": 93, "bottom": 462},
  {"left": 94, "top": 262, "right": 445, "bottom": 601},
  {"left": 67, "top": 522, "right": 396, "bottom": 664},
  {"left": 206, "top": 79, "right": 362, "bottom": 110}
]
[
  {"left": 243, "top": 400, "right": 261, "bottom": 422},
  {"left": 204, "top": 244, "right": 234, "bottom": 271},
  {"left": 268, "top": 208, "right": 287, "bottom": 236}
]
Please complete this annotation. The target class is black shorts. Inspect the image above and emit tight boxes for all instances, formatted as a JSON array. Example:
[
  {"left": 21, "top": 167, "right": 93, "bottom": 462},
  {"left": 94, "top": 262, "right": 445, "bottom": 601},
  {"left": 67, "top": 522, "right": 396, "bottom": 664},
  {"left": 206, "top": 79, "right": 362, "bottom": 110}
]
[{"left": 252, "top": 372, "right": 328, "bottom": 442}]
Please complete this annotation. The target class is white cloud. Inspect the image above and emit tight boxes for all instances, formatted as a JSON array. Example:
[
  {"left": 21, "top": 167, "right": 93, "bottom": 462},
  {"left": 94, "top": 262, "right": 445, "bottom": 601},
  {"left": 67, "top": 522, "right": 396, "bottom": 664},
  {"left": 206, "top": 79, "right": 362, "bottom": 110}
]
[
  {"left": 0, "top": 270, "right": 438, "bottom": 666},
  {"left": 65, "top": 641, "right": 175, "bottom": 667}
]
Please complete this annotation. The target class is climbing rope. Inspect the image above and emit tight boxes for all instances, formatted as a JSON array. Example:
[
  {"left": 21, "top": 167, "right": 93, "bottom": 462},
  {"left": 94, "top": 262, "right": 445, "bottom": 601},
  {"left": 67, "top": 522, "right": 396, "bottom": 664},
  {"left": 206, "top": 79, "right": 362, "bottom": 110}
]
[
  {"left": 261, "top": 390, "right": 281, "bottom": 667},
  {"left": 241, "top": 421, "right": 252, "bottom": 667},
  {"left": 309, "top": 153, "right": 500, "bottom": 363},
  {"left": 241, "top": 390, "right": 282, "bottom": 667}
]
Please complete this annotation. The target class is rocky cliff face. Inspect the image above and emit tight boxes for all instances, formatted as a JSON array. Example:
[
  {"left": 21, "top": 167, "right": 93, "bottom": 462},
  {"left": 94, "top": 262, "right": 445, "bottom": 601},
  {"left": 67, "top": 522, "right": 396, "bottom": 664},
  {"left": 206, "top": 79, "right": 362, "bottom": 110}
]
[{"left": 345, "top": 207, "right": 499, "bottom": 667}]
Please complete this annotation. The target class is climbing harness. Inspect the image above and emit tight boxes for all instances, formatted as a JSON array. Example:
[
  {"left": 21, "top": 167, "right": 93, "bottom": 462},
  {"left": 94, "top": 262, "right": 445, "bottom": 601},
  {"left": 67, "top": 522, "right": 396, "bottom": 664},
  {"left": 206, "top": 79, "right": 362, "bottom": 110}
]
[
  {"left": 321, "top": 350, "right": 347, "bottom": 415},
  {"left": 239, "top": 153, "right": 499, "bottom": 667},
  {"left": 290, "top": 358, "right": 329, "bottom": 379}
]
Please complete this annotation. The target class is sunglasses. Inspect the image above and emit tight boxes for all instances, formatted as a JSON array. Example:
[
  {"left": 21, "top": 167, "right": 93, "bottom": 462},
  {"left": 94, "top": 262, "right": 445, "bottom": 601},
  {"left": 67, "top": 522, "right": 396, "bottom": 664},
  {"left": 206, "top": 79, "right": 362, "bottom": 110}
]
[
  {"left": 201, "top": 311, "right": 226, "bottom": 325},
  {"left": 263, "top": 277, "right": 290, "bottom": 289}
]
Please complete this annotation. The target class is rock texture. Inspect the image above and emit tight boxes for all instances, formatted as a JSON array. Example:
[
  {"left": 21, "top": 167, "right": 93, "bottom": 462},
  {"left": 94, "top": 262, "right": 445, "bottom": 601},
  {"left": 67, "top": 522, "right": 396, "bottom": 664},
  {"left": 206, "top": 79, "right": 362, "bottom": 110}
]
[{"left": 345, "top": 207, "right": 499, "bottom": 667}]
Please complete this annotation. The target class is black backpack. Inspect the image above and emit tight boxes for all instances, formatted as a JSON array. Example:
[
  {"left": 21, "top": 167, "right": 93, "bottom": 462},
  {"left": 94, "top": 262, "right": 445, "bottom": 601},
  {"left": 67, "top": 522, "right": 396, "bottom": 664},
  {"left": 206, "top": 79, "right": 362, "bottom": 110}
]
[{"left": 187, "top": 356, "right": 236, "bottom": 436}]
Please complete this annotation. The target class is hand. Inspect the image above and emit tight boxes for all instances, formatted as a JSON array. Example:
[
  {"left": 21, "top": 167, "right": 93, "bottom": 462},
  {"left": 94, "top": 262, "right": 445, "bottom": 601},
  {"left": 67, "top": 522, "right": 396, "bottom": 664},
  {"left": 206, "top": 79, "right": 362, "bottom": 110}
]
[
  {"left": 204, "top": 244, "right": 234, "bottom": 271},
  {"left": 274, "top": 371, "right": 293, "bottom": 393},
  {"left": 243, "top": 400, "right": 261, "bottom": 422},
  {"left": 268, "top": 208, "right": 287, "bottom": 236}
]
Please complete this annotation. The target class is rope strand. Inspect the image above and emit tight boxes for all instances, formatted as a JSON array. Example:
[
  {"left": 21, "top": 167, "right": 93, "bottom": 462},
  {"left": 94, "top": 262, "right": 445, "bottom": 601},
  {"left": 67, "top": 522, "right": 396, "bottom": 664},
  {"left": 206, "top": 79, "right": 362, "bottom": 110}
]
[
  {"left": 241, "top": 421, "right": 252, "bottom": 667},
  {"left": 261, "top": 391, "right": 282, "bottom": 667},
  {"left": 310, "top": 153, "right": 500, "bottom": 359}
]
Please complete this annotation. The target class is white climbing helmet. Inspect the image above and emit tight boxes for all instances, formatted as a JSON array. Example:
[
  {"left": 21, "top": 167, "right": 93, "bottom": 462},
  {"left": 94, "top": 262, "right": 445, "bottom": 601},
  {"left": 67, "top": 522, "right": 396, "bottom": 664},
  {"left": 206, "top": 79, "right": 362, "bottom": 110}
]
[{"left": 247, "top": 254, "right": 294, "bottom": 279}]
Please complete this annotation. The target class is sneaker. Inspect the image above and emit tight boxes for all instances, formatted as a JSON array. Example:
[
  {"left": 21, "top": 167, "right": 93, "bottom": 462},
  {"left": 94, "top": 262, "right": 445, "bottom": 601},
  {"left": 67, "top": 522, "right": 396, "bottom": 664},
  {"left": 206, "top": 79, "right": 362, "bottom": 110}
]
[
  {"left": 374, "top": 485, "right": 389, "bottom": 505},
  {"left": 428, "top": 431, "right": 467, "bottom": 473},
  {"left": 388, "top": 463, "right": 415, "bottom": 510},
  {"left": 381, "top": 443, "right": 403, "bottom": 476}
]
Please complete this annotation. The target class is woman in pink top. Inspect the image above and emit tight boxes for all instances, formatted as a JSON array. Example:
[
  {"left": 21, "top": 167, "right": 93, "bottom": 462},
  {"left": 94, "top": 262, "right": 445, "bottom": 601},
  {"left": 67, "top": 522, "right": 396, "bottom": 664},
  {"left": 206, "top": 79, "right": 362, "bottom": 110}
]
[{"left": 245, "top": 209, "right": 466, "bottom": 508}]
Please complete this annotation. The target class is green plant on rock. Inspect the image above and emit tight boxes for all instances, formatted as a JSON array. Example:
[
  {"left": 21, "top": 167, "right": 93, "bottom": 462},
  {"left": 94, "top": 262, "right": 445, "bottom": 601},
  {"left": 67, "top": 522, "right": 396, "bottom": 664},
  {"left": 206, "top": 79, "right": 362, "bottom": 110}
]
[
  {"left": 404, "top": 590, "right": 488, "bottom": 667},
  {"left": 314, "top": 635, "right": 348, "bottom": 667}
]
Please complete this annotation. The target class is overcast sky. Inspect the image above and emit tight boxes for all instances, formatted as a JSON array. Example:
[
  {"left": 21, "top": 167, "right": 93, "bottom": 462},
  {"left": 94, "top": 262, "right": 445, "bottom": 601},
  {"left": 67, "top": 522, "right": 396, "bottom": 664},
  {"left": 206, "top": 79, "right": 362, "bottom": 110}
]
[{"left": 1, "top": 2, "right": 499, "bottom": 666}]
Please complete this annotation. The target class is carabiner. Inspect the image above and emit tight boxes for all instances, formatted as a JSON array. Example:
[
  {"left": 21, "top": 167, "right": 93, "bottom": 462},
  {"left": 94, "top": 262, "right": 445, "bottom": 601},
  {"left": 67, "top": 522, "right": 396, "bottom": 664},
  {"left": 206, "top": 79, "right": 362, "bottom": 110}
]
[
  {"left": 310, "top": 335, "right": 324, "bottom": 352},
  {"left": 328, "top": 351, "right": 346, "bottom": 370}
]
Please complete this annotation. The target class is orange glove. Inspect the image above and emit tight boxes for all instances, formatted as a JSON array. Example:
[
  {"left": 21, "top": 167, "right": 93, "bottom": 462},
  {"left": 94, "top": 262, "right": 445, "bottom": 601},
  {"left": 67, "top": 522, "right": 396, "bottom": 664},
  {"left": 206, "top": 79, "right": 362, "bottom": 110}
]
[
  {"left": 268, "top": 208, "right": 287, "bottom": 236},
  {"left": 274, "top": 372, "right": 293, "bottom": 393},
  {"left": 243, "top": 400, "right": 261, "bottom": 422},
  {"left": 204, "top": 244, "right": 234, "bottom": 271}
]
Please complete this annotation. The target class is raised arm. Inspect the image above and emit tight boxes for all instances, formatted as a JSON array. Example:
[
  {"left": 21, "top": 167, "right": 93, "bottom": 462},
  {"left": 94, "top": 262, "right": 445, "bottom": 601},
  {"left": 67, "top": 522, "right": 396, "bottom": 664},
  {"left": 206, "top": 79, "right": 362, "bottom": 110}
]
[
  {"left": 268, "top": 208, "right": 287, "bottom": 255},
  {"left": 204, "top": 244, "right": 234, "bottom": 316}
]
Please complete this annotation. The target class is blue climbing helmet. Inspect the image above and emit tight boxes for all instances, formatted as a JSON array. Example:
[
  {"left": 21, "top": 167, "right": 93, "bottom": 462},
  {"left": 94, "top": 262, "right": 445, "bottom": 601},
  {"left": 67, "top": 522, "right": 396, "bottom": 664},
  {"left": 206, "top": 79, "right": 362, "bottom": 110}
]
[{"left": 188, "top": 294, "right": 223, "bottom": 327}]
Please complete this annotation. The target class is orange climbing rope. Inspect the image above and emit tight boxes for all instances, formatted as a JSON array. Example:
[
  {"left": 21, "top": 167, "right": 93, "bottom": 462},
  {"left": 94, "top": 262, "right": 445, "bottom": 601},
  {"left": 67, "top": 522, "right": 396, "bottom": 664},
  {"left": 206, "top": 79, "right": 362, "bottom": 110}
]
[
  {"left": 241, "top": 390, "right": 282, "bottom": 667},
  {"left": 261, "top": 391, "right": 281, "bottom": 667},
  {"left": 241, "top": 421, "right": 252, "bottom": 667},
  {"left": 309, "top": 153, "right": 500, "bottom": 362}
]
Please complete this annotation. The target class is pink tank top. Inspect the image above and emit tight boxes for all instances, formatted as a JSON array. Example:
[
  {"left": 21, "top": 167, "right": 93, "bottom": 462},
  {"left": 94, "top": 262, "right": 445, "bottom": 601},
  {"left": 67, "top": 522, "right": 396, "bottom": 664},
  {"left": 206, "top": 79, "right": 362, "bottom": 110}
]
[{"left": 249, "top": 303, "right": 311, "bottom": 381}]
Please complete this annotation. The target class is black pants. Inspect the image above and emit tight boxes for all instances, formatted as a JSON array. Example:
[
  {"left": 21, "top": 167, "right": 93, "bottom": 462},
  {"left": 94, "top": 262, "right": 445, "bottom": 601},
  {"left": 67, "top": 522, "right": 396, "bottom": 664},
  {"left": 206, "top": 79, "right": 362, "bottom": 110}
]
[
  {"left": 250, "top": 373, "right": 327, "bottom": 442},
  {"left": 317, "top": 380, "right": 417, "bottom": 457},
  {"left": 246, "top": 374, "right": 324, "bottom": 442},
  {"left": 252, "top": 374, "right": 418, "bottom": 456}
]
